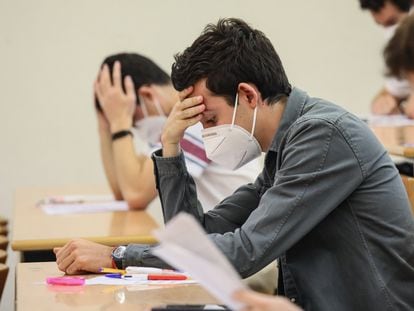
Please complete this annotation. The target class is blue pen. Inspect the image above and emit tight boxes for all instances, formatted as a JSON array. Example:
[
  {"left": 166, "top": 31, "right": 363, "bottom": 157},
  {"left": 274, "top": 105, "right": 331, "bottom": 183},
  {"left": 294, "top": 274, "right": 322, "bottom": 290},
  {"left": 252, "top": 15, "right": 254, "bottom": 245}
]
[{"left": 105, "top": 273, "right": 122, "bottom": 279}]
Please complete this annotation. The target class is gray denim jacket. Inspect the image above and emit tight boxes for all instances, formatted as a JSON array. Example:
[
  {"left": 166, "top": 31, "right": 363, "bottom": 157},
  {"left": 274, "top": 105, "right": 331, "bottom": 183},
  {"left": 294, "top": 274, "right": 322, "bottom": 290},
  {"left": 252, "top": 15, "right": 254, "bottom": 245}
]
[{"left": 125, "top": 88, "right": 414, "bottom": 311}]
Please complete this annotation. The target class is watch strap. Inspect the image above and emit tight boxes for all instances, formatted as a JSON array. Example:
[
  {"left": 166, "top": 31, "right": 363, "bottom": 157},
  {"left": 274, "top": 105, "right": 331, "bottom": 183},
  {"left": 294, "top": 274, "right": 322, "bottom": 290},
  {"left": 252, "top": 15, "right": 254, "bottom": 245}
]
[{"left": 112, "top": 130, "right": 133, "bottom": 141}]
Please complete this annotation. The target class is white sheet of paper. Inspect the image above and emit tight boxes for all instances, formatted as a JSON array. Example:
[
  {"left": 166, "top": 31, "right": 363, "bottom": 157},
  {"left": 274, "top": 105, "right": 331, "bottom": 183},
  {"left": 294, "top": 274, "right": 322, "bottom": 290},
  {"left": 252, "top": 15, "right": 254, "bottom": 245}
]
[
  {"left": 367, "top": 114, "right": 414, "bottom": 127},
  {"left": 40, "top": 194, "right": 115, "bottom": 204},
  {"left": 40, "top": 201, "right": 128, "bottom": 215},
  {"left": 152, "top": 213, "right": 246, "bottom": 310},
  {"left": 85, "top": 276, "right": 196, "bottom": 286}
]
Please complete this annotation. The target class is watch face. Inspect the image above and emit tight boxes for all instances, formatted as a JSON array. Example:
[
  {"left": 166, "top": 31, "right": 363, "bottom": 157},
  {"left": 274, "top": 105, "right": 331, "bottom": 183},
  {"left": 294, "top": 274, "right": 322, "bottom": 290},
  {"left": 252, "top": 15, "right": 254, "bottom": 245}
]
[{"left": 112, "top": 246, "right": 126, "bottom": 259}]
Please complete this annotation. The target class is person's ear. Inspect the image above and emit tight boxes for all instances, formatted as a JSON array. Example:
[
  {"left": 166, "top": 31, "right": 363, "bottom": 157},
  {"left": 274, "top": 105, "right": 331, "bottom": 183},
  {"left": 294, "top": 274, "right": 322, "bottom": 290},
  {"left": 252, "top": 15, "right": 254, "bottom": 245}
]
[
  {"left": 138, "top": 85, "right": 155, "bottom": 104},
  {"left": 238, "top": 83, "right": 259, "bottom": 109}
]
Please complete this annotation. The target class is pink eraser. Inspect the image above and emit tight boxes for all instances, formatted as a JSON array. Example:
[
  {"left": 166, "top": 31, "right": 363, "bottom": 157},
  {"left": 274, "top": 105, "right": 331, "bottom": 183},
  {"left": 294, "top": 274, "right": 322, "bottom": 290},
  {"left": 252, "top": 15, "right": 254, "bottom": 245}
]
[{"left": 46, "top": 276, "right": 85, "bottom": 286}]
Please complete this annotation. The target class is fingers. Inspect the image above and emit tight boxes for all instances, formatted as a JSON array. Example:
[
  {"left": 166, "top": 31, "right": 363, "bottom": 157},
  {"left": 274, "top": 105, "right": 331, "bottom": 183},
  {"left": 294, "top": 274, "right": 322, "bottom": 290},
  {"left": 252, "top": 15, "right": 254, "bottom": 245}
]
[
  {"left": 184, "top": 113, "right": 203, "bottom": 128},
  {"left": 180, "top": 102, "right": 205, "bottom": 119},
  {"left": 233, "top": 289, "right": 265, "bottom": 305},
  {"left": 172, "top": 95, "right": 204, "bottom": 121},
  {"left": 57, "top": 251, "right": 77, "bottom": 274},
  {"left": 55, "top": 240, "right": 77, "bottom": 266},
  {"left": 112, "top": 61, "right": 122, "bottom": 88},
  {"left": 64, "top": 255, "right": 85, "bottom": 275},
  {"left": 99, "top": 64, "right": 112, "bottom": 90},
  {"left": 94, "top": 80, "right": 103, "bottom": 104},
  {"left": 53, "top": 247, "right": 61, "bottom": 254},
  {"left": 178, "top": 86, "right": 194, "bottom": 102},
  {"left": 124, "top": 76, "right": 136, "bottom": 103}
]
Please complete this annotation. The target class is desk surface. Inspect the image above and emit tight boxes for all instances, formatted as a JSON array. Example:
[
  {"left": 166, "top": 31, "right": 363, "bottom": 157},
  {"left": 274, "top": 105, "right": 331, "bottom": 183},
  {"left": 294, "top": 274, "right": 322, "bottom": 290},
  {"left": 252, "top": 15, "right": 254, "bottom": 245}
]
[
  {"left": 16, "top": 262, "right": 218, "bottom": 311},
  {"left": 370, "top": 125, "right": 414, "bottom": 158},
  {"left": 12, "top": 186, "right": 159, "bottom": 251}
]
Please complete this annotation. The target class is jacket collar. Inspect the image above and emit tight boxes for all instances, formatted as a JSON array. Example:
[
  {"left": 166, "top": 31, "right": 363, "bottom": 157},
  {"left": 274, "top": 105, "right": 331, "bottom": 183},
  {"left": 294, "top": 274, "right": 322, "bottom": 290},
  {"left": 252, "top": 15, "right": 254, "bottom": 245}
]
[{"left": 269, "top": 87, "right": 308, "bottom": 152}]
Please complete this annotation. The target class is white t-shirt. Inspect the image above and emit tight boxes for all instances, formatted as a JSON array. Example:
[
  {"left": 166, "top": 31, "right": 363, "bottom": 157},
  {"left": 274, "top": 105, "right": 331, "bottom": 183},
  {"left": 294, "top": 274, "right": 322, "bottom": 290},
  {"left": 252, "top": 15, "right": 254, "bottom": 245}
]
[{"left": 132, "top": 123, "right": 261, "bottom": 212}]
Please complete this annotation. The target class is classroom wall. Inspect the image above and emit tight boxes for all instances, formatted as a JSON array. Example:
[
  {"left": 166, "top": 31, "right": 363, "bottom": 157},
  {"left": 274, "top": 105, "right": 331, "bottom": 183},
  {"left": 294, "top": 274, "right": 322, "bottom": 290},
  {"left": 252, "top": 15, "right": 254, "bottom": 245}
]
[{"left": 0, "top": 0, "right": 385, "bottom": 309}]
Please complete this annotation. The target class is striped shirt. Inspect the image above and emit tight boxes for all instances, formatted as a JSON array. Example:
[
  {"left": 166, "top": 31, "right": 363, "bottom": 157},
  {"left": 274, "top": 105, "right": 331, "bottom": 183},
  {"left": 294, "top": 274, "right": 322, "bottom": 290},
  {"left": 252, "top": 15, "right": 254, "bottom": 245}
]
[{"left": 133, "top": 122, "right": 261, "bottom": 211}]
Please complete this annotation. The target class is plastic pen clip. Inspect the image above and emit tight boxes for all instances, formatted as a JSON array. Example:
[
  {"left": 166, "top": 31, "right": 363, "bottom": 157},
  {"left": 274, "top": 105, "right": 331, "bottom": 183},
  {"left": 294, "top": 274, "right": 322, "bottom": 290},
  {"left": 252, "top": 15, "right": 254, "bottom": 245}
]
[{"left": 123, "top": 274, "right": 187, "bottom": 281}]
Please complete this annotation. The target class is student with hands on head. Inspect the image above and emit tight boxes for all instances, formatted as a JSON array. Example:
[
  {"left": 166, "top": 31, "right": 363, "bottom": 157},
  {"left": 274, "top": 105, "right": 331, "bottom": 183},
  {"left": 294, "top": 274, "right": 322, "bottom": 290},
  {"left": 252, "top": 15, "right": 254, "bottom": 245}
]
[
  {"left": 94, "top": 53, "right": 260, "bottom": 210},
  {"left": 55, "top": 52, "right": 262, "bottom": 274},
  {"left": 150, "top": 18, "right": 414, "bottom": 310},
  {"left": 56, "top": 19, "right": 414, "bottom": 310},
  {"left": 359, "top": 0, "right": 414, "bottom": 116},
  {"left": 94, "top": 54, "right": 173, "bottom": 209}
]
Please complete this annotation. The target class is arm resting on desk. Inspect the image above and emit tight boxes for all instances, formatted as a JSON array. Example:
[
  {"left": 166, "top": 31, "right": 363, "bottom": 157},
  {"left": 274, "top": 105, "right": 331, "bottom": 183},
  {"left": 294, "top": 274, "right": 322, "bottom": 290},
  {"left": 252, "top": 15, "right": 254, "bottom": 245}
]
[{"left": 54, "top": 239, "right": 113, "bottom": 274}]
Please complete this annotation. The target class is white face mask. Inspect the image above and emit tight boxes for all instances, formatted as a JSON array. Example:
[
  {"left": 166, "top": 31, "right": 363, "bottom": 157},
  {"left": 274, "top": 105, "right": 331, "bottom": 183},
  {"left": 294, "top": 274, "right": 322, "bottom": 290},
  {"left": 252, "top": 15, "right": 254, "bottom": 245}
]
[
  {"left": 134, "top": 96, "right": 167, "bottom": 146},
  {"left": 384, "top": 24, "right": 398, "bottom": 40},
  {"left": 201, "top": 93, "right": 262, "bottom": 170}
]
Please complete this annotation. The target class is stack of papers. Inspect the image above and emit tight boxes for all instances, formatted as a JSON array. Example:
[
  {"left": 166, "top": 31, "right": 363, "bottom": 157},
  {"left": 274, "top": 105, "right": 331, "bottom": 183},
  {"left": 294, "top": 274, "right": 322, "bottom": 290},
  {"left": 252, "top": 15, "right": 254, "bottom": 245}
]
[{"left": 152, "top": 213, "right": 246, "bottom": 310}]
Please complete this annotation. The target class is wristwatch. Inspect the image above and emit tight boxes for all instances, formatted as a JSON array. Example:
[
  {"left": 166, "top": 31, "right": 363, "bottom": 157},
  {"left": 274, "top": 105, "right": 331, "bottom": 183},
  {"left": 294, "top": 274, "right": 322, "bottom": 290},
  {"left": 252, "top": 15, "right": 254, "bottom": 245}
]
[{"left": 111, "top": 245, "right": 127, "bottom": 269}]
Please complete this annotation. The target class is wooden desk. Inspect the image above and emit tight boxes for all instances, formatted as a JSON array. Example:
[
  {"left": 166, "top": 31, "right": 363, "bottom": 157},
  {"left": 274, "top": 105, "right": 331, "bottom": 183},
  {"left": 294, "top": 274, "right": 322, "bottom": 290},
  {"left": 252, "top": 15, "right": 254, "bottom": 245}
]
[
  {"left": 370, "top": 125, "right": 414, "bottom": 158},
  {"left": 16, "top": 262, "right": 218, "bottom": 311},
  {"left": 12, "top": 186, "right": 158, "bottom": 261}
]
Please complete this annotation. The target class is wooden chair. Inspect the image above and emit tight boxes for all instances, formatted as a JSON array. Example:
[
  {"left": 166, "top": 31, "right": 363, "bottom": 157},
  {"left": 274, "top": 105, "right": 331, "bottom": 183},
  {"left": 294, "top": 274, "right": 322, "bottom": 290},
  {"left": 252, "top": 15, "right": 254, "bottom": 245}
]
[
  {"left": 0, "top": 236, "right": 8, "bottom": 251},
  {"left": 0, "top": 216, "right": 7, "bottom": 226},
  {"left": 0, "top": 264, "right": 8, "bottom": 301},
  {"left": 401, "top": 175, "right": 414, "bottom": 215},
  {"left": 0, "top": 250, "right": 6, "bottom": 264},
  {"left": 0, "top": 226, "right": 8, "bottom": 237}
]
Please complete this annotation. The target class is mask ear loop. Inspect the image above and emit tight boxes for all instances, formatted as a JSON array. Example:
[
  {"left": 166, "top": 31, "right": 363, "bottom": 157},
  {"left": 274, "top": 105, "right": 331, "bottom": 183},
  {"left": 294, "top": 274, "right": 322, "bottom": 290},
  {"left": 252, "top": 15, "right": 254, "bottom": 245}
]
[
  {"left": 153, "top": 98, "right": 166, "bottom": 116},
  {"left": 230, "top": 93, "right": 239, "bottom": 130},
  {"left": 250, "top": 105, "right": 258, "bottom": 139},
  {"left": 231, "top": 92, "right": 258, "bottom": 139},
  {"left": 139, "top": 95, "right": 149, "bottom": 118}
]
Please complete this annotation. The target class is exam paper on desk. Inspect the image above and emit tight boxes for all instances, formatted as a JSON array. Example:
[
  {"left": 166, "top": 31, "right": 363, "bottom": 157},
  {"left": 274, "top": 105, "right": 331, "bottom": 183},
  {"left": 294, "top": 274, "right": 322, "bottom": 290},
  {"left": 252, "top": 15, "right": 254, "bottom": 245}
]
[
  {"left": 366, "top": 114, "right": 414, "bottom": 127},
  {"left": 37, "top": 194, "right": 128, "bottom": 215},
  {"left": 85, "top": 276, "right": 196, "bottom": 286},
  {"left": 151, "top": 213, "right": 247, "bottom": 311}
]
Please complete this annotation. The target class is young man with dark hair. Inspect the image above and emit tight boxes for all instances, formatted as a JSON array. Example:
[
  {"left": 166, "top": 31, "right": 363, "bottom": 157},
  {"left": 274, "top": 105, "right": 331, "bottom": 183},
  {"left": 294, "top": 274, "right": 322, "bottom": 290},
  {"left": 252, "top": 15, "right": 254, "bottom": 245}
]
[
  {"left": 359, "top": 0, "right": 414, "bottom": 116},
  {"left": 94, "top": 53, "right": 260, "bottom": 210},
  {"left": 56, "top": 19, "right": 414, "bottom": 310}
]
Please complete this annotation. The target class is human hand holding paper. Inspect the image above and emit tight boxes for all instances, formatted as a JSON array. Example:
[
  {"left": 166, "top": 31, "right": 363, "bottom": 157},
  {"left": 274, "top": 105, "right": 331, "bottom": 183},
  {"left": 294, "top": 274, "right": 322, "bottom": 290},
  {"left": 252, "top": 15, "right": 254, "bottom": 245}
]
[{"left": 151, "top": 213, "right": 247, "bottom": 310}]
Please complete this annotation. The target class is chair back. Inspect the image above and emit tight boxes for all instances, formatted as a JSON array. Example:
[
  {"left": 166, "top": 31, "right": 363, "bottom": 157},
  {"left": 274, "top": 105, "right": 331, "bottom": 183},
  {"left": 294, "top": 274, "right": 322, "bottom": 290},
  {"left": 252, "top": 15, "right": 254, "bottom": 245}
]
[
  {"left": 0, "top": 236, "right": 8, "bottom": 251},
  {"left": 0, "top": 250, "right": 6, "bottom": 264},
  {"left": 401, "top": 175, "right": 414, "bottom": 215},
  {"left": 0, "top": 263, "right": 8, "bottom": 301}
]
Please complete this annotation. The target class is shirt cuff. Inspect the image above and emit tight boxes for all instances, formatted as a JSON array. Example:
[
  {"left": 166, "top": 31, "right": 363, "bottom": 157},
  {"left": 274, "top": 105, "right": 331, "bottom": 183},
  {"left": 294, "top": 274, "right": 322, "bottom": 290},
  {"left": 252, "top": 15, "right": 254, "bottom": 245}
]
[
  {"left": 123, "top": 244, "right": 173, "bottom": 269},
  {"left": 151, "top": 149, "right": 188, "bottom": 176}
]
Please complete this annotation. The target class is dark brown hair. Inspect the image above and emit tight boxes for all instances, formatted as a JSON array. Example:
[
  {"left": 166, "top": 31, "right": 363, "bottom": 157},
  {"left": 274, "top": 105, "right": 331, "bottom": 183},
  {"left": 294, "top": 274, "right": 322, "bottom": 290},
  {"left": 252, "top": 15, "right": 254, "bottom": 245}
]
[
  {"left": 171, "top": 18, "right": 291, "bottom": 106},
  {"left": 384, "top": 14, "right": 414, "bottom": 78},
  {"left": 95, "top": 53, "right": 170, "bottom": 111},
  {"left": 359, "top": 0, "right": 412, "bottom": 12}
]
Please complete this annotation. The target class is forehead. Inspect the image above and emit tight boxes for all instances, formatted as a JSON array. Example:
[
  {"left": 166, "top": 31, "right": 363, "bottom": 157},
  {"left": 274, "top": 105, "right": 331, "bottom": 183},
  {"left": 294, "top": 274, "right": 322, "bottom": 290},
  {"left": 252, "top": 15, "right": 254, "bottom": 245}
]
[
  {"left": 191, "top": 79, "right": 232, "bottom": 111},
  {"left": 191, "top": 79, "right": 213, "bottom": 97}
]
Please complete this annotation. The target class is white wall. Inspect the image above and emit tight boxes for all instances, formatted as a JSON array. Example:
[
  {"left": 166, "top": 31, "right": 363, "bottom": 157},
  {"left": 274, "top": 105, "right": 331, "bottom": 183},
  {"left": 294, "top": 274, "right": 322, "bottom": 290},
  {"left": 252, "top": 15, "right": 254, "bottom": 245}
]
[{"left": 0, "top": 0, "right": 384, "bottom": 309}]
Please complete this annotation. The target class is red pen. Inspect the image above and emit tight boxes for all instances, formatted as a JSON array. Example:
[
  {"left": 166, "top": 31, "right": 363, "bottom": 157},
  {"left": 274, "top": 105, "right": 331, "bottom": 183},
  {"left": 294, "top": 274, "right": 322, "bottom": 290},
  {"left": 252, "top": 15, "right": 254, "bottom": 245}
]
[{"left": 122, "top": 274, "right": 187, "bottom": 281}]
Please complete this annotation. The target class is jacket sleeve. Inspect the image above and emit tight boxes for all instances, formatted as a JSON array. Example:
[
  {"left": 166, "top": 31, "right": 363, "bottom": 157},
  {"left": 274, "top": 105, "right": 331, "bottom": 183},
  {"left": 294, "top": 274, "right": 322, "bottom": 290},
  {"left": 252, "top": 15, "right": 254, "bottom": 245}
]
[
  {"left": 151, "top": 149, "right": 263, "bottom": 234},
  {"left": 121, "top": 150, "right": 263, "bottom": 268},
  {"left": 131, "top": 119, "right": 363, "bottom": 275},
  {"left": 205, "top": 118, "right": 365, "bottom": 277}
]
